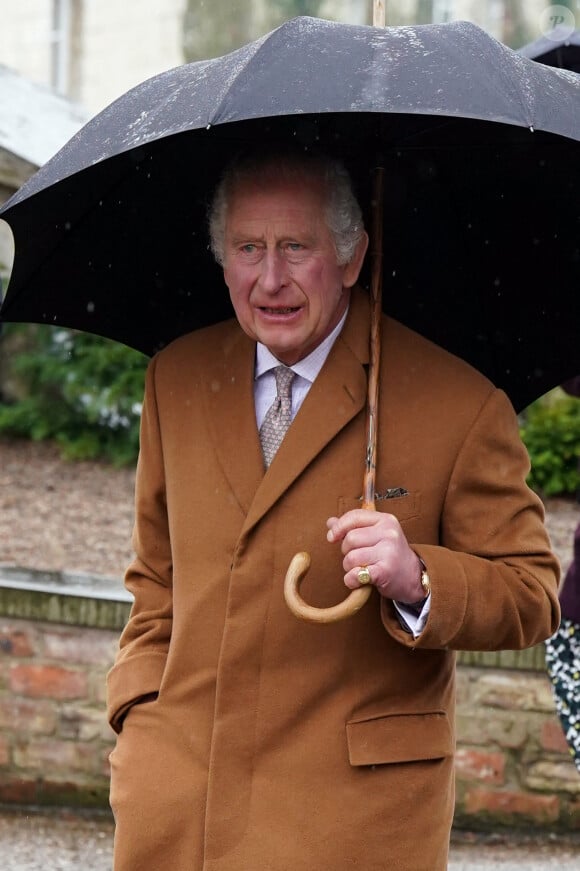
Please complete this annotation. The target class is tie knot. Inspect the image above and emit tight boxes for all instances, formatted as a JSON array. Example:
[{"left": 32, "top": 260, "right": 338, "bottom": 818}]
[{"left": 273, "top": 365, "right": 295, "bottom": 399}]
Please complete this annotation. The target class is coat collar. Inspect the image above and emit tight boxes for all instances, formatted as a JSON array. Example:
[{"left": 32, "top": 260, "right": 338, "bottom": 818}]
[{"left": 202, "top": 287, "right": 371, "bottom": 533}]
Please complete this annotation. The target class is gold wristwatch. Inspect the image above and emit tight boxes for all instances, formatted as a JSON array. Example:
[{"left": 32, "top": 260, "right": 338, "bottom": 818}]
[{"left": 420, "top": 565, "right": 431, "bottom": 597}]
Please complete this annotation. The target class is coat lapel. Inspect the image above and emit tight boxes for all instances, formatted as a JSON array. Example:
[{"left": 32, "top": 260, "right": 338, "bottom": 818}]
[
  {"left": 201, "top": 289, "right": 371, "bottom": 532},
  {"left": 201, "top": 324, "right": 265, "bottom": 516}
]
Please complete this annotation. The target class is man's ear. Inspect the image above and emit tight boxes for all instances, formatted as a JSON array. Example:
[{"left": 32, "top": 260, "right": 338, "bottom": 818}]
[{"left": 342, "top": 231, "right": 369, "bottom": 288}]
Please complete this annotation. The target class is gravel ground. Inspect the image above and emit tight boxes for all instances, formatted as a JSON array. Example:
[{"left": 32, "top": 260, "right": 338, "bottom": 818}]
[
  {"left": 0, "top": 810, "right": 579, "bottom": 871},
  {"left": 0, "top": 436, "right": 578, "bottom": 580},
  {"left": 0, "top": 438, "right": 135, "bottom": 578},
  {"left": 0, "top": 810, "right": 114, "bottom": 870},
  {"left": 448, "top": 839, "right": 580, "bottom": 870}
]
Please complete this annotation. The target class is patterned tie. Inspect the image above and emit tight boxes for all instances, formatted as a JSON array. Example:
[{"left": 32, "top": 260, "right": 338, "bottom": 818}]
[{"left": 259, "top": 365, "right": 296, "bottom": 467}]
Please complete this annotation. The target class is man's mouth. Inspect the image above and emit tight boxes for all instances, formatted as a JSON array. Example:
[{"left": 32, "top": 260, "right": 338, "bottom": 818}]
[{"left": 259, "top": 306, "right": 300, "bottom": 315}]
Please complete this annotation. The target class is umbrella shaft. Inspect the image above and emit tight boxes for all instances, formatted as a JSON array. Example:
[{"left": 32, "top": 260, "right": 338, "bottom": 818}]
[
  {"left": 362, "top": 166, "right": 385, "bottom": 511},
  {"left": 373, "top": 1, "right": 386, "bottom": 27}
]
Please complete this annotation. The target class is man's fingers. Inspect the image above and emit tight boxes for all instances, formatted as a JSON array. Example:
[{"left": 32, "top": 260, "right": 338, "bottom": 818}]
[
  {"left": 326, "top": 516, "right": 340, "bottom": 541},
  {"left": 343, "top": 545, "right": 377, "bottom": 574},
  {"left": 326, "top": 509, "right": 394, "bottom": 543}
]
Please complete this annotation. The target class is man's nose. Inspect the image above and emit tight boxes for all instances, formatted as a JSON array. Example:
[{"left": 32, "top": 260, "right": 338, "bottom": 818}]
[{"left": 259, "top": 249, "right": 289, "bottom": 293}]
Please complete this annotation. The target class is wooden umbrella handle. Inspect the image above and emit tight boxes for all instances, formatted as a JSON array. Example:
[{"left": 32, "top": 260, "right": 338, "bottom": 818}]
[
  {"left": 284, "top": 168, "right": 385, "bottom": 623},
  {"left": 284, "top": 552, "right": 373, "bottom": 623}
]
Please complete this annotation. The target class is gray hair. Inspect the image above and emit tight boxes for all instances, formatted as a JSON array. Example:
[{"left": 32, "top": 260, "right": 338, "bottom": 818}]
[{"left": 208, "top": 150, "right": 365, "bottom": 267}]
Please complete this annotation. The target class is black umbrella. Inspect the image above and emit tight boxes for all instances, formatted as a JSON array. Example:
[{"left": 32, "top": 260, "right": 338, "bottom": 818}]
[
  {"left": 518, "top": 27, "right": 580, "bottom": 73},
  {"left": 1, "top": 16, "right": 580, "bottom": 412}
]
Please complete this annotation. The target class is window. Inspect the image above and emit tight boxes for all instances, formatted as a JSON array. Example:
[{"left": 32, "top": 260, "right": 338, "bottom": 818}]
[{"left": 50, "top": 0, "right": 72, "bottom": 94}]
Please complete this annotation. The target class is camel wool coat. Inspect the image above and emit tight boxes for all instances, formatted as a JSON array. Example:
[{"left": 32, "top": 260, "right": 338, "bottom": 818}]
[{"left": 107, "top": 288, "right": 559, "bottom": 871}]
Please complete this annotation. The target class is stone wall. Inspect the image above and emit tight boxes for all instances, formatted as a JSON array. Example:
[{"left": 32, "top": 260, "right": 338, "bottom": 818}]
[
  {"left": 0, "top": 567, "right": 128, "bottom": 809},
  {"left": 0, "top": 565, "right": 579, "bottom": 832},
  {"left": 454, "top": 653, "right": 580, "bottom": 832}
]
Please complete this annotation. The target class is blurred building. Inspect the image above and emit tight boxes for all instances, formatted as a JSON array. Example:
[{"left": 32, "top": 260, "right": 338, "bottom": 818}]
[
  {"left": 0, "top": 2, "right": 566, "bottom": 117},
  {"left": 0, "top": 63, "right": 88, "bottom": 273},
  {"left": 0, "top": 61, "right": 89, "bottom": 404},
  {"left": 0, "top": 0, "right": 187, "bottom": 115}
]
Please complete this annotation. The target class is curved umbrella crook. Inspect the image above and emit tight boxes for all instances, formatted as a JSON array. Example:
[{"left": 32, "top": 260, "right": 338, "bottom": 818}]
[{"left": 284, "top": 167, "right": 385, "bottom": 623}]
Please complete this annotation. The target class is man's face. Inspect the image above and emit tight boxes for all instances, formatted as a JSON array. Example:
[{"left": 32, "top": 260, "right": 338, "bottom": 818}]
[{"left": 222, "top": 172, "right": 367, "bottom": 366}]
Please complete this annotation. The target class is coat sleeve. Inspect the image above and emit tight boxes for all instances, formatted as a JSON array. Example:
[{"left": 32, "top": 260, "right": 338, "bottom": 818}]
[
  {"left": 107, "top": 356, "right": 173, "bottom": 732},
  {"left": 382, "top": 388, "right": 561, "bottom": 651}
]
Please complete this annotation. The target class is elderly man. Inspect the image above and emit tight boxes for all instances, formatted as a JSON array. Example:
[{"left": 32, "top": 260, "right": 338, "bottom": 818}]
[{"left": 107, "top": 149, "right": 559, "bottom": 870}]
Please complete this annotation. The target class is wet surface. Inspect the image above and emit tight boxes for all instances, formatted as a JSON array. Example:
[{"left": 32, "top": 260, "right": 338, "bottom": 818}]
[
  {"left": 1, "top": 810, "right": 579, "bottom": 870},
  {"left": 448, "top": 830, "right": 580, "bottom": 870},
  {"left": 0, "top": 810, "right": 114, "bottom": 871}
]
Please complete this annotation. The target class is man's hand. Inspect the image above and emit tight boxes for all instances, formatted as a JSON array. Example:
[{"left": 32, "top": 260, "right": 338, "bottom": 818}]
[{"left": 326, "top": 510, "right": 424, "bottom": 604}]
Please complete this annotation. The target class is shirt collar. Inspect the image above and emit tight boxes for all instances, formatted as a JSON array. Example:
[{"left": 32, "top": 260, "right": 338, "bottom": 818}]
[{"left": 255, "top": 306, "right": 349, "bottom": 384}]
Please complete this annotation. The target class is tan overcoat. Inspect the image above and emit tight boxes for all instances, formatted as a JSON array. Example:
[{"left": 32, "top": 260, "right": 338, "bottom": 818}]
[{"left": 107, "top": 288, "right": 559, "bottom": 871}]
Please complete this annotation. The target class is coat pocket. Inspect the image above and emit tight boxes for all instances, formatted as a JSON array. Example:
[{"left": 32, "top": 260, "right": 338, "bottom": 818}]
[
  {"left": 346, "top": 711, "right": 453, "bottom": 766},
  {"left": 338, "top": 492, "right": 421, "bottom": 524}
]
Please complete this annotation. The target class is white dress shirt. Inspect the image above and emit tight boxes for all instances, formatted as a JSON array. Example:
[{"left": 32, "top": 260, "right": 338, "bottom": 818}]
[
  {"left": 252, "top": 308, "right": 430, "bottom": 637},
  {"left": 254, "top": 310, "right": 348, "bottom": 429}
]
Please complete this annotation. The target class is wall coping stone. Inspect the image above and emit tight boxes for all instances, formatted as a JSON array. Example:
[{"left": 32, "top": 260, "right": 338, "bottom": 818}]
[
  {"left": 0, "top": 564, "right": 132, "bottom": 630},
  {"left": 0, "top": 565, "right": 132, "bottom": 602},
  {"left": 457, "top": 646, "right": 546, "bottom": 671}
]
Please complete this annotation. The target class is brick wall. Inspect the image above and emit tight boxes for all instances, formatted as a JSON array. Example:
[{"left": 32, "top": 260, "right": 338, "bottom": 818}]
[
  {"left": 0, "top": 568, "right": 126, "bottom": 808},
  {"left": 0, "top": 620, "right": 116, "bottom": 807},
  {"left": 454, "top": 662, "right": 580, "bottom": 831},
  {"left": 0, "top": 566, "right": 579, "bottom": 832}
]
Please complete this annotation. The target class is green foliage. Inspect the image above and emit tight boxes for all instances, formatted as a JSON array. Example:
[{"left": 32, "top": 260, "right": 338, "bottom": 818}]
[
  {"left": 274, "top": 0, "right": 325, "bottom": 17},
  {"left": 183, "top": 0, "right": 328, "bottom": 64},
  {"left": 183, "top": 0, "right": 256, "bottom": 62},
  {"left": 0, "top": 324, "right": 147, "bottom": 465},
  {"left": 520, "top": 395, "right": 580, "bottom": 497},
  {"left": 501, "top": 0, "right": 532, "bottom": 48}
]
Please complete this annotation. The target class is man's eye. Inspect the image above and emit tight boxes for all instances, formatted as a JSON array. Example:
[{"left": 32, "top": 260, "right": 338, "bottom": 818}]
[
  {"left": 241, "top": 244, "right": 256, "bottom": 254},
  {"left": 287, "top": 243, "right": 303, "bottom": 251}
]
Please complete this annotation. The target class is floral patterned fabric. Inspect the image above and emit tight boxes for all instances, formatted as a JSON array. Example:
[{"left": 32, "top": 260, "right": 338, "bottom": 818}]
[{"left": 545, "top": 619, "right": 580, "bottom": 772}]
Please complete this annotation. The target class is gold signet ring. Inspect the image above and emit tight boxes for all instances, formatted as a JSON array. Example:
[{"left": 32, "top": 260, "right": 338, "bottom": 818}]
[{"left": 357, "top": 566, "right": 372, "bottom": 585}]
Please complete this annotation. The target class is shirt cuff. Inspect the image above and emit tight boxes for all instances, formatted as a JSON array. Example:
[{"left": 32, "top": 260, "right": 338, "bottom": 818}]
[{"left": 393, "top": 595, "right": 431, "bottom": 639}]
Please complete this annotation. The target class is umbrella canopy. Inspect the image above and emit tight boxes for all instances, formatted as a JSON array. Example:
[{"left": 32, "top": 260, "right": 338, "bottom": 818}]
[
  {"left": 518, "top": 27, "right": 580, "bottom": 72},
  {"left": 1, "top": 16, "right": 580, "bottom": 412}
]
